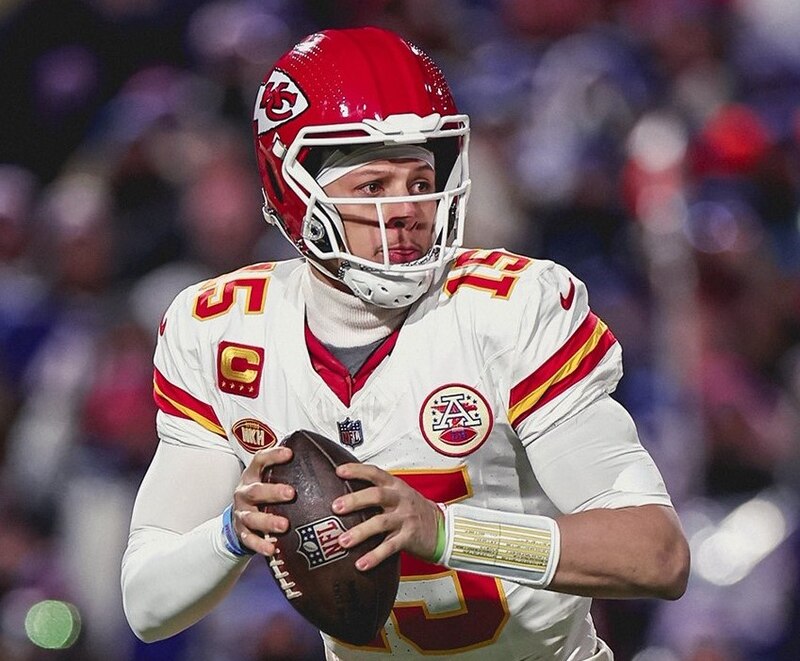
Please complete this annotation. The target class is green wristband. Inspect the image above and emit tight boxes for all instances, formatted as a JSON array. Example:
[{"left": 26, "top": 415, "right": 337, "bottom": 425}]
[{"left": 432, "top": 504, "right": 447, "bottom": 563}]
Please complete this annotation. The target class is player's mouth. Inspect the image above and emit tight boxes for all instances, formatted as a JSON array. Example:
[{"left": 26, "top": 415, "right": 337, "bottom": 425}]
[{"left": 385, "top": 246, "right": 423, "bottom": 264}]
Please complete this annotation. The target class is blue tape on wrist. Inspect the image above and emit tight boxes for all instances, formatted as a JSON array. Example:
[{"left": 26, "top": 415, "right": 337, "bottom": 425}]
[{"left": 222, "top": 505, "right": 253, "bottom": 557}]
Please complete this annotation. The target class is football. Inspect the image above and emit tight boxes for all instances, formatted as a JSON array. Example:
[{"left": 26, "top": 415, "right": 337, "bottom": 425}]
[{"left": 261, "top": 429, "right": 400, "bottom": 645}]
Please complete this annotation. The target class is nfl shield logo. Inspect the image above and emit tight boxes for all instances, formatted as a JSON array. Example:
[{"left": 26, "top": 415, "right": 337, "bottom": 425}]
[
  {"left": 295, "top": 516, "right": 349, "bottom": 569},
  {"left": 337, "top": 417, "right": 364, "bottom": 449}
]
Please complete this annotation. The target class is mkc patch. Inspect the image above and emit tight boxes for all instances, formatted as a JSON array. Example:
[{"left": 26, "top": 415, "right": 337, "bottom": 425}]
[
  {"left": 337, "top": 417, "right": 364, "bottom": 449},
  {"left": 296, "top": 516, "right": 348, "bottom": 570},
  {"left": 232, "top": 418, "right": 277, "bottom": 453},
  {"left": 217, "top": 341, "right": 264, "bottom": 398}
]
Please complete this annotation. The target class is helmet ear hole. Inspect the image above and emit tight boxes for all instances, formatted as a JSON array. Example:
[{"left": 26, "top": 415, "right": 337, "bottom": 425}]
[
  {"left": 305, "top": 219, "right": 325, "bottom": 241},
  {"left": 305, "top": 203, "right": 344, "bottom": 255}
]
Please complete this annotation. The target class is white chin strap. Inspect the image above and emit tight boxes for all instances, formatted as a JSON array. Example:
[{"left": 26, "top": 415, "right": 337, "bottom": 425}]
[{"left": 339, "top": 263, "right": 433, "bottom": 309}]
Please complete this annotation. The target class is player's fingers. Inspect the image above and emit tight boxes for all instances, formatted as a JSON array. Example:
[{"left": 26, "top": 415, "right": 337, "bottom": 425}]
[
  {"left": 352, "top": 533, "right": 403, "bottom": 572},
  {"left": 238, "top": 527, "right": 280, "bottom": 556},
  {"left": 235, "top": 480, "right": 295, "bottom": 508},
  {"left": 332, "top": 485, "right": 395, "bottom": 515},
  {"left": 242, "top": 446, "right": 292, "bottom": 484},
  {"left": 235, "top": 509, "right": 289, "bottom": 536},
  {"left": 337, "top": 513, "right": 389, "bottom": 551},
  {"left": 232, "top": 508, "right": 290, "bottom": 556},
  {"left": 336, "top": 462, "right": 393, "bottom": 485}
]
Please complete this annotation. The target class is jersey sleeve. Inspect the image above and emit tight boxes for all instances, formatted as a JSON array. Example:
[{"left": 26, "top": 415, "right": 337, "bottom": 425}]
[
  {"left": 152, "top": 286, "right": 233, "bottom": 454},
  {"left": 526, "top": 395, "right": 673, "bottom": 512},
  {"left": 508, "top": 262, "right": 623, "bottom": 446}
]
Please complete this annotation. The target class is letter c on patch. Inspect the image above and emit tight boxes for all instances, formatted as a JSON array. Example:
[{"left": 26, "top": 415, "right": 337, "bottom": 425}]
[
  {"left": 217, "top": 341, "right": 264, "bottom": 398},
  {"left": 221, "top": 346, "right": 261, "bottom": 382}
]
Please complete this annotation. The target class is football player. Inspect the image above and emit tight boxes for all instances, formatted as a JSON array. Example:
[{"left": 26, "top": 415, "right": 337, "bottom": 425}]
[{"left": 122, "top": 27, "right": 689, "bottom": 660}]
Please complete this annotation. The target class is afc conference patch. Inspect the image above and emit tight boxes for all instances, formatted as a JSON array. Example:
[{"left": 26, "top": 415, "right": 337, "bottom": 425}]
[
  {"left": 419, "top": 384, "right": 493, "bottom": 457},
  {"left": 296, "top": 516, "right": 349, "bottom": 570}
]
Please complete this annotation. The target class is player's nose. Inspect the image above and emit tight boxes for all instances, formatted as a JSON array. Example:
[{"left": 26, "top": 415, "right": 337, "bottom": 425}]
[
  {"left": 386, "top": 215, "right": 418, "bottom": 232},
  {"left": 381, "top": 199, "right": 422, "bottom": 230}
]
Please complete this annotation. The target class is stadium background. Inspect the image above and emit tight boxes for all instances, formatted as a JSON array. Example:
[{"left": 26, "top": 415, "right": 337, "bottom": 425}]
[{"left": 1, "top": 0, "right": 799, "bottom": 659}]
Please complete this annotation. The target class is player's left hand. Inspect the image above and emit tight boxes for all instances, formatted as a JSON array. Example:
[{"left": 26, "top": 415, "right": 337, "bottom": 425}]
[{"left": 332, "top": 463, "right": 441, "bottom": 570}]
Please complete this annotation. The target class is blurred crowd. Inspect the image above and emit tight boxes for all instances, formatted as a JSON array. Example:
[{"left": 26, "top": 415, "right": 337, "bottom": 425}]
[{"left": 1, "top": 1, "right": 800, "bottom": 659}]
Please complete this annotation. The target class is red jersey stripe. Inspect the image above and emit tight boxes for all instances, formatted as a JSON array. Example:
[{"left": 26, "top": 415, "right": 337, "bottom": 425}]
[
  {"left": 153, "top": 368, "right": 226, "bottom": 437},
  {"left": 509, "top": 312, "right": 600, "bottom": 409},
  {"left": 509, "top": 325, "right": 617, "bottom": 429}
]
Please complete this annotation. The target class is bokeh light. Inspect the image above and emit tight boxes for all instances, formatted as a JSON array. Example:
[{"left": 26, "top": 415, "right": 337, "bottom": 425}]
[{"left": 24, "top": 600, "right": 81, "bottom": 650}]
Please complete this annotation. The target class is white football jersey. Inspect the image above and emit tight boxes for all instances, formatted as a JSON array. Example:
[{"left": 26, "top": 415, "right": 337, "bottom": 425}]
[{"left": 152, "top": 248, "right": 660, "bottom": 660}]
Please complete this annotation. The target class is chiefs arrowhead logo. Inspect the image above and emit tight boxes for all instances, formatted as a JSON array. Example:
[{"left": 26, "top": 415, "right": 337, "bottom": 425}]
[
  {"left": 560, "top": 278, "right": 576, "bottom": 310},
  {"left": 253, "top": 70, "right": 308, "bottom": 134}
]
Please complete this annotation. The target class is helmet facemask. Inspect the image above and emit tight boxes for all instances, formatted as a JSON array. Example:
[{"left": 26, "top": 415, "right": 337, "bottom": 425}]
[{"left": 266, "top": 113, "right": 470, "bottom": 308}]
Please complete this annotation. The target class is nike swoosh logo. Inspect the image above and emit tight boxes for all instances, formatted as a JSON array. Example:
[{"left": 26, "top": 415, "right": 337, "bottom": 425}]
[
  {"left": 560, "top": 279, "right": 576, "bottom": 310},
  {"left": 159, "top": 316, "right": 167, "bottom": 336}
]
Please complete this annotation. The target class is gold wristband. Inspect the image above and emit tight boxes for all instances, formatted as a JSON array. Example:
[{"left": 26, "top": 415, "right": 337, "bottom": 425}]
[{"left": 450, "top": 516, "right": 552, "bottom": 572}]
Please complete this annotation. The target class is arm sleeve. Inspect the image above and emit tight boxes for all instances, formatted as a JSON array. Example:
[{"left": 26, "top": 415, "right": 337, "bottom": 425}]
[
  {"left": 121, "top": 441, "right": 249, "bottom": 642},
  {"left": 122, "top": 287, "right": 247, "bottom": 642},
  {"left": 505, "top": 264, "right": 671, "bottom": 511},
  {"left": 526, "top": 395, "right": 673, "bottom": 513}
]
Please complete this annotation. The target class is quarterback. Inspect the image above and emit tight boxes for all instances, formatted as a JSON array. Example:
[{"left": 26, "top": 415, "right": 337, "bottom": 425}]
[{"left": 121, "top": 27, "right": 689, "bottom": 660}]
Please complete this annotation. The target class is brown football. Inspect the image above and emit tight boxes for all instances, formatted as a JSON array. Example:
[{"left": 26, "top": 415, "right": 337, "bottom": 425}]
[{"left": 261, "top": 429, "right": 400, "bottom": 645}]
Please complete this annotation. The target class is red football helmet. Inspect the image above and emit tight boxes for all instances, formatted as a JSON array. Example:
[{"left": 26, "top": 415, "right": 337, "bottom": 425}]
[{"left": 253, "top": 27, "right": 470, "bottom": 307}]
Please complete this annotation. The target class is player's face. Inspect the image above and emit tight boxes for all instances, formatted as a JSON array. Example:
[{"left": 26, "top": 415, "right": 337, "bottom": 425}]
[{"left": 323, "top": 159, "right": 437, "bottom": 264}]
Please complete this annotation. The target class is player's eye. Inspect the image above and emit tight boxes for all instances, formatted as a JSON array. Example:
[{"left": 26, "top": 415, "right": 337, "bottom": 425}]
[
  {"left": 357, "top": 181, "right": 382, "bottom": 196},
  {"left": 410, "top": 179, "right": 433, "bottom": 194}
]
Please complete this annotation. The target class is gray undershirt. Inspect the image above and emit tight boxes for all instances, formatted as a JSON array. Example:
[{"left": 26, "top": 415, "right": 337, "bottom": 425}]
[{"left": 323, "top": 338, "right": 386, "bottom": 376}]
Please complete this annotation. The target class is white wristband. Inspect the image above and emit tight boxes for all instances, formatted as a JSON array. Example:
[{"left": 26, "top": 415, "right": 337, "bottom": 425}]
[{"left": 440, "top": 503, "right": 561, "bottom": 588}]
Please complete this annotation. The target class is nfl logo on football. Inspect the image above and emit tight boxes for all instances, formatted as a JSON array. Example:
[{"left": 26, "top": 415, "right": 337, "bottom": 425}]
[
  {"left": 337, "top": 417, "right": 364, "bottom": 449},
  {"left": 296, "top": 516, "right": 349, "bottom": 569}
]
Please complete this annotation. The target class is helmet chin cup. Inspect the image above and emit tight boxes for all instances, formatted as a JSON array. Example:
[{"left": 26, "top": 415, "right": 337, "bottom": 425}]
[{"left": 340, "top": 263, "right": 433, "bottom": 309}]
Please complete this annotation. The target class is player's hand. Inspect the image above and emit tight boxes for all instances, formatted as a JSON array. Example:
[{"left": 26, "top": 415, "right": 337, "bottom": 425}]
[
  {"left": 331, "top": 463, "right": 441, "bottom": 570},
  {"left": 232, "top": 446, "right": 295, "bottom": 556}
]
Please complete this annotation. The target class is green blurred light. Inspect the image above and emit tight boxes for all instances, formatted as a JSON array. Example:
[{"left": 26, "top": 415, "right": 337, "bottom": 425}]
[{"left": 24, "top": 600, "right": 81, "bottom": 649}]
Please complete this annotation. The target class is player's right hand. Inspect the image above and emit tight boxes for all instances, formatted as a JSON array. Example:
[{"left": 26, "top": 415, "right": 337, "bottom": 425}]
[{"left": 231, "top": 446, "right": 295, "bottom": 555}]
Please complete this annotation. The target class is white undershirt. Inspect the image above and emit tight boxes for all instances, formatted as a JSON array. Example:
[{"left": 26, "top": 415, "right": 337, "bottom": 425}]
[{"left": 302, "top": 266, "right": 407, "bottom": 349}]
